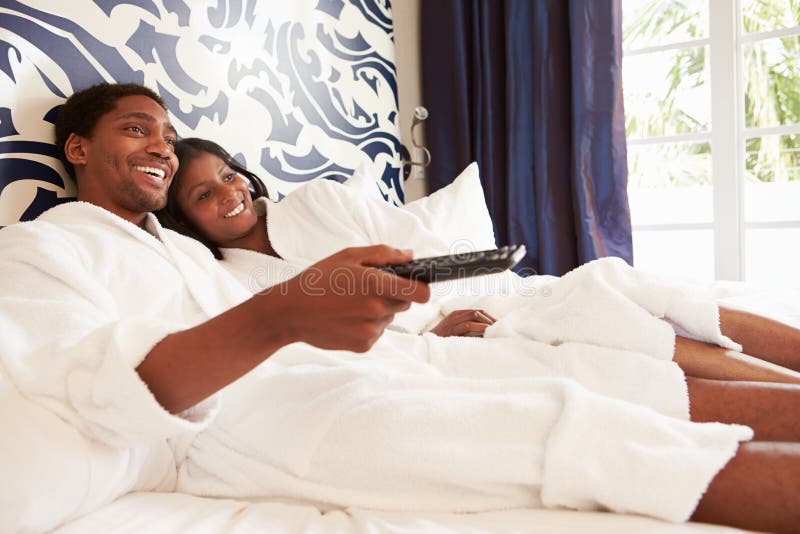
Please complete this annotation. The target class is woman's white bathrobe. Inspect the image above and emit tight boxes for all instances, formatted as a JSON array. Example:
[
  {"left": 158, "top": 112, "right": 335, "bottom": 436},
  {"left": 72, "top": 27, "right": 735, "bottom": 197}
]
[{"left": 0, "top": 194, "right": 751, "bottom": 531}]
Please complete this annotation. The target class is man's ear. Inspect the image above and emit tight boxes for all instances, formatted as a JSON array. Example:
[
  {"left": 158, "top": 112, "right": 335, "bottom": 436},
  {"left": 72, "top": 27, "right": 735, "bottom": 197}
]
[{"left": 64, "top": 133, "right": 88, "bottom": 166}]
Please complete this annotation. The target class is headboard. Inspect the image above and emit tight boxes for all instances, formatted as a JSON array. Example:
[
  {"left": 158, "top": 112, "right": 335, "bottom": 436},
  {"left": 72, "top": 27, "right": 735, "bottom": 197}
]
[{"left": 0, "top": 0, "right": 404, "bottom": 226}]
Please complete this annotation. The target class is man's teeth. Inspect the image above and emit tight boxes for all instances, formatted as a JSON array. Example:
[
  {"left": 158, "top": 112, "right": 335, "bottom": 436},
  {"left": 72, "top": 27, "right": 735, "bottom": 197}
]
[
  {"left": 224, "top": 202, "right": 245, "bottom": 218},
  {"left": 134, "top": 166, "right": 166, "bottom": 179}
]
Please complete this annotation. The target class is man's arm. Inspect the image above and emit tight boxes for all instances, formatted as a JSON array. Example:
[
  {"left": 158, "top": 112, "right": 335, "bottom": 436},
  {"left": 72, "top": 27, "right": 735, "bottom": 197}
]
[{"left": 136, "top": 246, "right": 431, "bottom": 414}]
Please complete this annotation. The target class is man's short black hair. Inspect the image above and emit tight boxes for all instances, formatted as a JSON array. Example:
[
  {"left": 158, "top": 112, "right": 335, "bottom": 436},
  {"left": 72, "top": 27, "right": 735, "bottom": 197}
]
[{"left": 54, "top": 83, "right": 167, "bottom": 180}]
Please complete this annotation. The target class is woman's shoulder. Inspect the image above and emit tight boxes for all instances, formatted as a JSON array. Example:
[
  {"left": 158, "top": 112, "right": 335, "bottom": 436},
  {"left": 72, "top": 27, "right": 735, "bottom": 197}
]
[{"left": 220, "top": 247, "right": 302, "bottom": 294}]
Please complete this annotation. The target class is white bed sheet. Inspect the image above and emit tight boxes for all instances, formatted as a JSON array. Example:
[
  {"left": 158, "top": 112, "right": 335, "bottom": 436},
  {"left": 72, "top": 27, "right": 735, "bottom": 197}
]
[
  {"left": 715, "top": 283, "right": 800, "bottom": 329},
  {"left": 47, "top": 284, "right": 795, "bottom": 534},
  {"left": 55, "top": 492, "right": 749, "bottom": 534},
  {"left": 23, "top": 280, "right": 795, "bottom": 534}
]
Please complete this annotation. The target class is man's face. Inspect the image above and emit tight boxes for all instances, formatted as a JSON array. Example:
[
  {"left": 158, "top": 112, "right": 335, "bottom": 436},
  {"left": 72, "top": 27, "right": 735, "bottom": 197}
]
[{"left": 70, "top": 95, "right": 179, "bottom": 222}]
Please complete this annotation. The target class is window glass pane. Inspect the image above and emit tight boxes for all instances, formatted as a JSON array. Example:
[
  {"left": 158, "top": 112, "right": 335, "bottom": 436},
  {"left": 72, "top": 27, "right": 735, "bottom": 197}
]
[
  {"left": 742, "top": 0, "right": 800, "bottom": 34},
  {"left": 632, "top": 229, "right": 714, "bottom": 281},
  {"left": 745, "top": 134, "right": 800, "bottom": 222},
  {"left": 623, "top": 46, "right": 710, "bottom": 138},
  {"left": 627, "top": 141, "right": 713, "bottom": 225},
  {"left": 745, "top": 182, "right": 800, "bottom": 222},
  {"left": 745, "top": 134, "right": 800, "bottom": 183},
  {"left": 743, "top": 36, "right": 800, "bottom": 128},
  {"left": 623, "top": 0, "right": 708, "bottom": 50},
  {"left": 745, "top": 228, "right": 800, "bottom": 286}
]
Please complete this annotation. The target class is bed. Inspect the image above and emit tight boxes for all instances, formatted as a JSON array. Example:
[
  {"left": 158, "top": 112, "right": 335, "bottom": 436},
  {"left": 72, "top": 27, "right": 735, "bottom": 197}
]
[
  {"left": 54, "top": 493, "right": 747, "bottom": 534},
  {"left": 1, "top": 2, "right": 796, "bottom": 533}
]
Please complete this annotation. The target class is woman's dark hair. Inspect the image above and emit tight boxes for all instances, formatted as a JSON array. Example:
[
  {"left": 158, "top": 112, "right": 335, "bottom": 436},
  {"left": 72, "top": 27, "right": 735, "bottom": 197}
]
[
  {"left": 55, "top": 83, "right": 167, "bottom": 181},
  {"left": 156, "top": 138, "right": 270, "bottom": 259}
]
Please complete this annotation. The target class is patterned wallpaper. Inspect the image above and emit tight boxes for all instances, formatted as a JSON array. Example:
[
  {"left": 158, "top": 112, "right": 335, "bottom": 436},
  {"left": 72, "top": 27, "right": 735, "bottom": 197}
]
[{"left": 0, "top": 0, "right": 403, "bottom": 225}]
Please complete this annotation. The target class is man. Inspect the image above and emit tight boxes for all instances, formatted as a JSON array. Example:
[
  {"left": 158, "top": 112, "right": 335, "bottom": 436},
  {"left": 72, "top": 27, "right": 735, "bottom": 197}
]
[
  {"left": 0, "top": 83, "right": 798, "bottom": 533},
  {"left": 52, "top": 83, "right": 430, "bottom": 414}
]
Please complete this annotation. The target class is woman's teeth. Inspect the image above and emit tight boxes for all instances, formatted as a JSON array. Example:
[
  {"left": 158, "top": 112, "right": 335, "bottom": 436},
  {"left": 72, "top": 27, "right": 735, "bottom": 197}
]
[
  {"left": 134, "top": 165, "right": 166, "bottom": 179},
  {"left": 224, "top": 202, "right": 245, "bottom": 218}
]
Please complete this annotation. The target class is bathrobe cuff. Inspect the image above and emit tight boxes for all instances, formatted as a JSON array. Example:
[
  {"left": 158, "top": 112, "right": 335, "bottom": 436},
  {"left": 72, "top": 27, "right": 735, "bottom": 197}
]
[
  {"left": 540, "top": 383, "right": 752, "bottom": 522},
  {"left": 65, "top": 318, "right": 220, "bottom": 448}
]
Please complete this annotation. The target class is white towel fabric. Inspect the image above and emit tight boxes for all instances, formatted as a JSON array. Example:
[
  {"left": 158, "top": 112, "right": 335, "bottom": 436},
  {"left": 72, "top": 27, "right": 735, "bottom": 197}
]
[
  {"left": 0, "top": 189, "right": 752, "bottom": 531},
  {"left": 0, "top": 202, "right": 241, "bottom": 447},
  {"left": 0, "top": 202, "right": 247, "bottom": 530},
  {"left": 448, "top": 257, "right": 741, "bottom": 359},
  {"left": 179, "top": 333, "right": 750, "bottom": 523},
  {"left": 226, "top": 180, "right": 739, "bottom": 355},
  {"left": 208, "top": 179, "right": 754, "bottom": 521}
]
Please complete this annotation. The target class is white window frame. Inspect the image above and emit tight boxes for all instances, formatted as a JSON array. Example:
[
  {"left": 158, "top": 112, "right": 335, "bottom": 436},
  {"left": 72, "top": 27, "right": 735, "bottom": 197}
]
[
  {"left": 710, "top": 0, "right": 740, "bottom": 280},
  {"left": 624, "top": 0, "right": 800, "bottom": 281}
]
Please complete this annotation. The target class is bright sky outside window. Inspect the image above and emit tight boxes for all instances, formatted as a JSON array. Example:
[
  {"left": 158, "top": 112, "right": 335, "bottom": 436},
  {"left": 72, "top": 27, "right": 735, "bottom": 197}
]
[{"left": 622, "top": 0, "right": 800, "bottom": 286}]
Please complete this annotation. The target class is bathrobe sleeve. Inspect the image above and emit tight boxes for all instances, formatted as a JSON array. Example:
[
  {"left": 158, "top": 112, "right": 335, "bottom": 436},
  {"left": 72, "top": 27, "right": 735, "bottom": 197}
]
[{"left": 0, "top": 221, "right": 218, "bottom": 448}]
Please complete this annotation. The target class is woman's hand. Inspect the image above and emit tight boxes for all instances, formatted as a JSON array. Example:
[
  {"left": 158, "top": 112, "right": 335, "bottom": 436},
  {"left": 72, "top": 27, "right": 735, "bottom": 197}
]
[{"left": 429, "top": 309, "right": 496, "bottom": 337}]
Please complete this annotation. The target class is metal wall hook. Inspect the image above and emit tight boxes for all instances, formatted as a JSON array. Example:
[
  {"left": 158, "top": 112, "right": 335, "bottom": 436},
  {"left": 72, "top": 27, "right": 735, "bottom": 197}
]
[{"left": 402, "top": 105, "right": 431, "bottom": 180}]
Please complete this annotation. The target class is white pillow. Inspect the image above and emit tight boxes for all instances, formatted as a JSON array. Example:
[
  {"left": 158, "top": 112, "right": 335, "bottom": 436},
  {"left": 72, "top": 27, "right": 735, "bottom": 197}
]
[
  {"left": 343, "top": 159, "right": 388, "bottom": 201},
  {"left": 0, "top": 388, "right": 174, "bottom": 531},
  {"left": 343, "top": 162, "right": 498, "bottom": 334},
  {"left": 346, "top": 161, "right": 497, "bottom": 252},
  {"left": 402, "top": 162, "right": 496, "bottom": 251}
]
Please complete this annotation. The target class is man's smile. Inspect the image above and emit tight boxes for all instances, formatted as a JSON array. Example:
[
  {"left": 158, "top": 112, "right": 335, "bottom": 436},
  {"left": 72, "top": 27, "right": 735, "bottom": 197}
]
[
  {"left": 132, "top": 163, "right": 171, "bottom": 187},
  {"left": 133, "top": 165, "right": 166, "bottom": 179}
]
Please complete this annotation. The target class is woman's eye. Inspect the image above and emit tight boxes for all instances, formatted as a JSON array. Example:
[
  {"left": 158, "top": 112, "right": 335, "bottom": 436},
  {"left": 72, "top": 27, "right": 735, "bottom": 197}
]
[
  {"left": 223, "top": 173, "right": 236, "bottom": 183},
  {"left": 197, "top": 191, "right": 210, "bottom": 201}
]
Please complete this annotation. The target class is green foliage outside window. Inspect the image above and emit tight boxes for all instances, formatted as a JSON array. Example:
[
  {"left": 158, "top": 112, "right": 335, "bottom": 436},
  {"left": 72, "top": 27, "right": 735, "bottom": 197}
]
[{"left": 623, "top": 0, "right": 800, "bottom": 186}]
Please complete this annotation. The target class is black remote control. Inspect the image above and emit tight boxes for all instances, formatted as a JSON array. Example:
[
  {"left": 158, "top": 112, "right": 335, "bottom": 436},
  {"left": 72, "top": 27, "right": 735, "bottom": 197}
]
[{"left": 379, "top": 245, "right": 526, "bottom": 283}]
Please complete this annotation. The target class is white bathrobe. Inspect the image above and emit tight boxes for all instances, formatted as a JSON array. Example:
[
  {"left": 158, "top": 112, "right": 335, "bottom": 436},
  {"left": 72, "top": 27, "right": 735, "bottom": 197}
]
[
  {"left": 0, "top": 201, "right": 248, "bottom": 529},
  {"left": 0, "top": 195, "right": 751, "bottom": 531}
]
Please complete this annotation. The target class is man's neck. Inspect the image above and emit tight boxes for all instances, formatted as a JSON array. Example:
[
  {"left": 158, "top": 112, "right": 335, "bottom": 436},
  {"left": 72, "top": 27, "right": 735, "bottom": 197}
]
[
  {"left": 128, "top": 212, "right": 149, "bottom": 228},
  {"left": 76, "top": 193, "right": 149, "bottom": 228}
]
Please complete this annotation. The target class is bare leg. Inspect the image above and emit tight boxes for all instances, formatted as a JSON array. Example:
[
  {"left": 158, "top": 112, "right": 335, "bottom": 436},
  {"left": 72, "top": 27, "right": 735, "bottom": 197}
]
[
  {"left": 687, "top": 377, "right": 800, "bottom": 441},
  {"left": 674, "top": 335, "right": 800, "bottom": 385},
  {"left": 719, "top": 307, "right": 800, "bottom": 372},
  {"left": 691, "top": 441, "right": 800, "bottom": 534}
]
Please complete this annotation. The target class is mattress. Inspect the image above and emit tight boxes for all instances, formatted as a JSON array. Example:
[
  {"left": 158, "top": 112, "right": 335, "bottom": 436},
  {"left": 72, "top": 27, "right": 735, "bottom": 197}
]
[{"left": 55, "top": 492, "right": 749, "bottom": 533}]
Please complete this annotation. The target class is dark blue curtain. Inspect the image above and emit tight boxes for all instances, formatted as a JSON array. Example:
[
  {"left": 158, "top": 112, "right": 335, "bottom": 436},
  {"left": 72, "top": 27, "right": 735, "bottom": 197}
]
[{"left": 421, "top": 0, "right": 632, "bottom": 276}]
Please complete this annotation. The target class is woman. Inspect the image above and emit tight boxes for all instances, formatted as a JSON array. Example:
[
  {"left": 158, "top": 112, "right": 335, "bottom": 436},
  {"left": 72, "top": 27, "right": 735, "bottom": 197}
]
[
  {"left": 156, "top": 137, "right": 495, "bottom": 338},
  {"left": 157, "top": 138, "right": 800, "bottom": 382}
]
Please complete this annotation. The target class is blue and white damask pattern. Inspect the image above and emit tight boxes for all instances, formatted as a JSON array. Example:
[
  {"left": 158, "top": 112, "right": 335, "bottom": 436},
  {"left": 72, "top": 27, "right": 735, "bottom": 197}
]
[{"left": 0, "top": 0, "right": 402, "bottom": 225}]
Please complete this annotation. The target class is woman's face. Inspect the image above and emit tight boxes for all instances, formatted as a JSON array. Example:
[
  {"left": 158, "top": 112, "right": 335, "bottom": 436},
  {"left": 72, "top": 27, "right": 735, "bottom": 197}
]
[{"left": 174, "top": 151, "right": 259, "bottom": 247}]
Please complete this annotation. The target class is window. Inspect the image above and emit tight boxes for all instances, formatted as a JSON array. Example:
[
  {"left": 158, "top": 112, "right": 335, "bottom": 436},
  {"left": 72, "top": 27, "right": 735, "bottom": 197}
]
[{"left": 622, "top": 0, "right": 800, "bottom": 285}]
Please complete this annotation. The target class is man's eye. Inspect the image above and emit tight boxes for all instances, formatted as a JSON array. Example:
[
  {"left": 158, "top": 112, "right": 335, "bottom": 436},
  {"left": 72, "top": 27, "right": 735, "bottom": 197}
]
[
  {"left": 166, "top": 138, "right": 176, "bottom": 147},
  {"left": 128, "top": 126, "right": 144, "bottom": 134}
]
